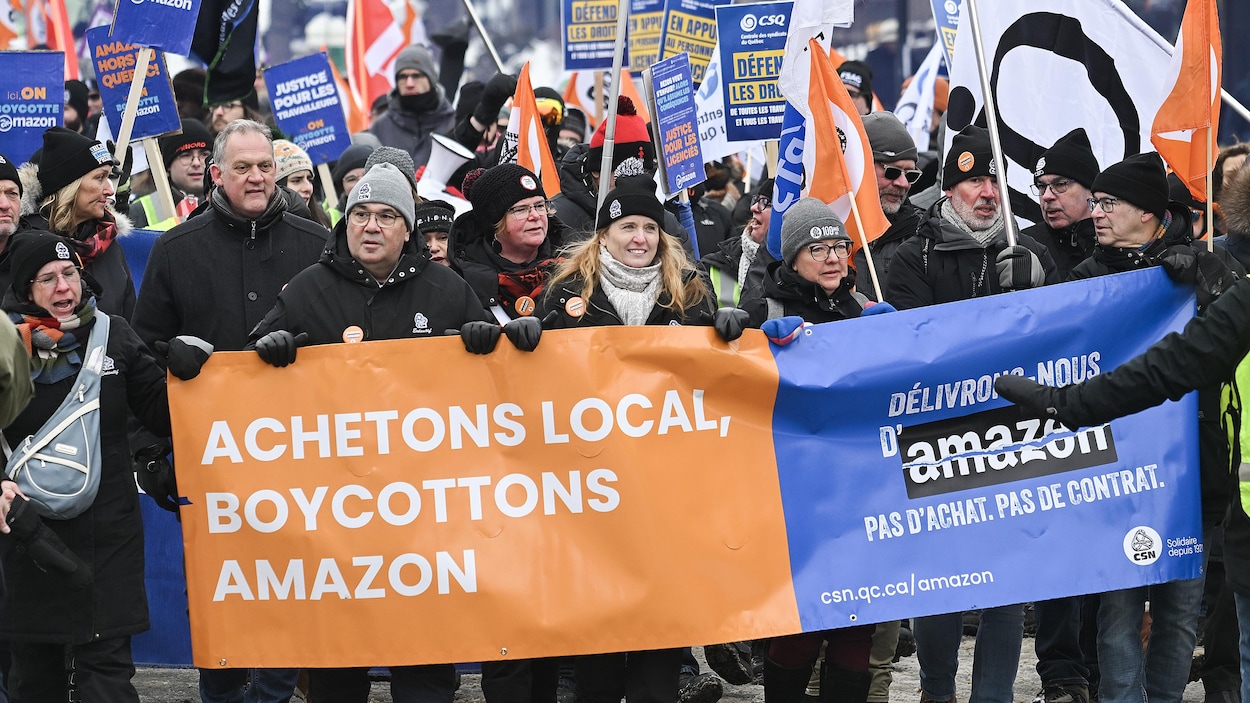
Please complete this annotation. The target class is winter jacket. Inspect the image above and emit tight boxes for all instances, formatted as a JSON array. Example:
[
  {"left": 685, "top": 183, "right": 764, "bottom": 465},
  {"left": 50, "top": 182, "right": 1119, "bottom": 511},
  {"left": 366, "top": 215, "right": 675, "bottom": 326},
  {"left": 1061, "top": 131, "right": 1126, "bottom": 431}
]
[
  {"left": 1021, "top": 217, "right": 1097, "bottom": 281},
  {"left": 852, "top": 200, "right": 923, "bottom": 301},
  {"left": 450, "top": 208, "right": 575, "bottom": 321},
  {"left": 740, "top": 261, "right": 865, "bottom": 327},
  {"left": 249, "top": 219, "right": 491, "bottom": 345},
  {"left": 539, "top": 272, "right": 713, "bottom": 329},
  {"left": 690, "top": 196, "right": 735, "bottom": 257},
  {"left": 17, "top": 163, "right": 137, "bottom": 318},
  {"left": 0, "top": 314, "right": 169, "bottom": 644},
  {"left": 368, "top": 89, "right": 457, "bottom": 168},
  {"left": 131, "top": 189, "right": 330, "bottom": 353},
  {"left": 698, "top": 235, "right": 773, "bottom": 307},
  {"left": 884, "top": 197, "right": 1059, "bottom": 310}
]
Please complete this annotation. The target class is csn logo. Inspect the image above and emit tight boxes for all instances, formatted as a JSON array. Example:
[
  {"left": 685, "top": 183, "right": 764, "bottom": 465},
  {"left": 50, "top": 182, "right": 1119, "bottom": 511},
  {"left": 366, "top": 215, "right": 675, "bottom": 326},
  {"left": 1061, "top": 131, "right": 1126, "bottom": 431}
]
[{"left": 1123, "top": 526, "right": 1161, "bottom": 566}]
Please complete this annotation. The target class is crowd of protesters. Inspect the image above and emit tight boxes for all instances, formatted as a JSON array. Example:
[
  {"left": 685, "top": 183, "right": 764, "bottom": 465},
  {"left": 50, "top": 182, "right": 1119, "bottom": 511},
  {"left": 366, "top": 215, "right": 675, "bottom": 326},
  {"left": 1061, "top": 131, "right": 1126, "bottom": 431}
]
[{"left": 0, "top": 31, "right": 1248, "bottom": 703}]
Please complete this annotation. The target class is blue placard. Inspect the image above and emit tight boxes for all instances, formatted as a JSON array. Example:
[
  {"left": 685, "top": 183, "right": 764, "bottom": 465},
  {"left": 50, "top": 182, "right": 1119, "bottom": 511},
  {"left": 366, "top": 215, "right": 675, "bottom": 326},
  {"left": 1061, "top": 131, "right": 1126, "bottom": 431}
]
[
  {"left": 562, "top": 0, "right": 626, "bottom": 71},
  {"left": 264, "top": 54, "right": 352, "bottom": 165},
  {"left": 649, "top": 53, "right": 704, "bottom": 195},
  {"left": 110, "top": 0, "right": 203, "bottom": 57},
  {"left": 714, "top": 2, "right": 791, "bottom": 142},
  {"left": 86, "top": 27, "right": 182, "bottom": 143},
  {"left": 657, "top": 0, "right": 731, "bottom": 87},
  {"left": 931, "top": 0, "right": 960, "bottom": 69},
  {"left": 629, "top": 0, "right": 666, "bottom": 75},
  {"left": 0, "top": 52, "right": 63, "bottom": 164},
  {"left": 773, "top": 269, "right": 1203, "bottom": 626}
]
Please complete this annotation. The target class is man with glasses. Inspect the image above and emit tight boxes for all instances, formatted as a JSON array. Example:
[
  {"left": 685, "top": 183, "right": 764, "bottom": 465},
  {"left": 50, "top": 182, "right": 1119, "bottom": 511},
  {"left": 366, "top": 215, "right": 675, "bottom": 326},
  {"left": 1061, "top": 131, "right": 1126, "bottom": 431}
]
[
  {"left": 699, "top": 178, "right": 776, "bottom": 307},
  {"left": 130, "top": 119, "right": 330, "bottom": 703},
  {"left": 129, "top": 119, "right": 213, "bottom": 231},
  {"left": 369, "top": 44, "right": 457, "bottom": 167},
  {"left": 885, "top": 124, "right": 1056, "bottom": 312},
  {"left": 207, "top": 92, "right": 264, "bottom": 138},
  {"left": 854, "top": 112, "right": 923, "bottom": 300},
  {"left": 1022, "top": 128, "right": 1101, "bottom": 280}
]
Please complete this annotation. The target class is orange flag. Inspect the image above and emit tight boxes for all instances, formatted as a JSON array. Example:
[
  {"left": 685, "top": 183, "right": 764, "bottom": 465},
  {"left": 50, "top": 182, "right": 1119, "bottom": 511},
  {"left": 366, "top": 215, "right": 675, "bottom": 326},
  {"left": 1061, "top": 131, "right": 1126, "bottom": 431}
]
[
  {"left": 0, "top": 0, "right": 20, "bottom": 50},
  {"left": 324, "top": 47, "right": 369, "bottom": 134},
  {"left": 502, "top": 63, "right": 561, "bottom": 198},
  {"left": 346, "top": 0, "right": 404, "bottom": 116},
  {"left": 805, "top": 39, "right": 888, "bottom": 249},
  {"left": 26, "top": 0, "right": 77, "bottom": 79},
  {"left": 1151, "top": 0, "right": 1221, "bottom": 201}
]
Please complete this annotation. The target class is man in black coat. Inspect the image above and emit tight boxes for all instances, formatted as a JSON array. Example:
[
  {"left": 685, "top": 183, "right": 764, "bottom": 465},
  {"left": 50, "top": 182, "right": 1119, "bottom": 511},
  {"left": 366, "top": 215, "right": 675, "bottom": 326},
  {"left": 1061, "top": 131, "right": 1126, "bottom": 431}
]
[
  {"left": 129, "top": 119, "right": 329, "bottom": 703},
  {"left": 1021, "top": 128, "right": 1100, "bottom": 280},
  {"left": 884, "top": 125, "right": 1056, "bottom": 310},
  {"left": 853, "top": 112, "right": 923, "bottom": 301}
]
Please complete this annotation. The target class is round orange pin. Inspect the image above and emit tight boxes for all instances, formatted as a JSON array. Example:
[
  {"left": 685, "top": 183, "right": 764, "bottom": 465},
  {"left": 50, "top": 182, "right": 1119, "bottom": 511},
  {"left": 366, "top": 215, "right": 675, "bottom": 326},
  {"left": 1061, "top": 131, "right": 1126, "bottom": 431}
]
[
  {"left": 565, "top": 297, "right": 585, "bottom": 318},
  {"left": 957, "top": 151, "right": 975, "bottom": 172},
  {"left": 342, "top": 326, "right": 364, "bottom": 343},
  {"left": 515, "top": 296, "right": 535, "bottom": 316}
]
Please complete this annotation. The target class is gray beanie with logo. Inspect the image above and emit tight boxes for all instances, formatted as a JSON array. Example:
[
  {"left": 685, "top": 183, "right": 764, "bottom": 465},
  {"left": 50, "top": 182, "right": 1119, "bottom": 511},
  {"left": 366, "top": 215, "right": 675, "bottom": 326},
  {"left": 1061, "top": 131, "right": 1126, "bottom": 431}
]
[
  {"left": 346, "top": 162, "right": 416, "bottom": 231},
  {"left": 780, "top": 198, "right": 849, "bottom": 266}
]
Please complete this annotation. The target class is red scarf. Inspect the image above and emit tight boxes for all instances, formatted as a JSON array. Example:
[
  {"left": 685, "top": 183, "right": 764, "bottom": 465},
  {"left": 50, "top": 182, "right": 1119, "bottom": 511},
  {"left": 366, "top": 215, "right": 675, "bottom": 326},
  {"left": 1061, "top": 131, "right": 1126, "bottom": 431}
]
[
  {"left": 496, "top": 258, "right": 561, "bottom": 313},
  {"left": 70, "top": 220, "right": 118, "bottom": 265}
]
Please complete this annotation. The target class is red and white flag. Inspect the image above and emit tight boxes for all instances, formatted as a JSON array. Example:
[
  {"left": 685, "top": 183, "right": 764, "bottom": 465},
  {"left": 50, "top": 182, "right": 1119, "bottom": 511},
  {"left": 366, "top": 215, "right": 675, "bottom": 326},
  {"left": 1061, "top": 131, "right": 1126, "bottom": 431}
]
[
  {"left": 0, "top": 0, "right": 20, "bottom": 50},
  {"left": 1151, "top": 0, "right": 1221, "bottom": 201},
  {"left": 346, "top": 0, "right": 404, "bottom": 120},
  {"left": 503, "top": 62, "right": 561, "bottom": 198},
  {"left": 26, "top": 0, "right": 78, "bottom": 79},
  {"left": 803, "top": 38, "right": 888, "bottom": 249}
]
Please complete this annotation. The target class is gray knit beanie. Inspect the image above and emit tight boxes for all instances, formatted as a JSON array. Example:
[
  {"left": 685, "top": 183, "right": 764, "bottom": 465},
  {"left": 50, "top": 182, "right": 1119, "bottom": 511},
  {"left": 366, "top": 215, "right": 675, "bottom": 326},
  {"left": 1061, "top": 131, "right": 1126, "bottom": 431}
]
[
  {"left": 780, "top": 198, "right": 849, "bottom": 266},
  {"left": 394, "top": 45, "right": 439, "bottom": 85},
  {"left": 862, "top": 112, "right": 918, "bottom": 163},
  {"left": 346, "top": 162, "right": 416, "bottom": 231},
  {"left": 365, "top": 146, "right": 419, "bottom": 193}
]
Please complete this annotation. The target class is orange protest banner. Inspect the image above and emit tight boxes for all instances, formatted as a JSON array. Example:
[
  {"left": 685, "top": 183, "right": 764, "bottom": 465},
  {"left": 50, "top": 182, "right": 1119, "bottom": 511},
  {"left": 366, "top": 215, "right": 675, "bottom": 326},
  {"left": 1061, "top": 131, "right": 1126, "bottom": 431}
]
[{"left": 170, "top": 327, "right": 800, "bottom": 668}]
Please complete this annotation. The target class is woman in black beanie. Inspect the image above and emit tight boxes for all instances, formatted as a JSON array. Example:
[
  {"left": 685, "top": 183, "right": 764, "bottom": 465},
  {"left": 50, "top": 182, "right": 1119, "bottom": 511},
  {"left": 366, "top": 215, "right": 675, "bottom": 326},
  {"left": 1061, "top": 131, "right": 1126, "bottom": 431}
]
[{"left": 18, "top": 127, "right": 137, "bottom": 318}]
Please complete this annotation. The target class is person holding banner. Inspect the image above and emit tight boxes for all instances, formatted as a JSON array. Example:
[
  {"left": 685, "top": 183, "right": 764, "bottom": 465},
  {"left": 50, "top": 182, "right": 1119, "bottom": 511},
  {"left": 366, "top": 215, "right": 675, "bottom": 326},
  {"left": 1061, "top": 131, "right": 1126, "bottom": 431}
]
[
  {"left": 1019, "top": 128, "right": 1101, "bottom": 280},
  {"left": 129, "top": 119, "right": 213, "bottom": 231},
  {"left": 0, "top": 231, "right": 197, "bottom": 703},
  {"left": 368, "top": 45, "right": 457, "bottom": 168},
  {"left": 883, "top": 125, "right": 1057, "bottom": 311},
  {"left": 18, "top": 127, "right": 137, "bottom": 319}
]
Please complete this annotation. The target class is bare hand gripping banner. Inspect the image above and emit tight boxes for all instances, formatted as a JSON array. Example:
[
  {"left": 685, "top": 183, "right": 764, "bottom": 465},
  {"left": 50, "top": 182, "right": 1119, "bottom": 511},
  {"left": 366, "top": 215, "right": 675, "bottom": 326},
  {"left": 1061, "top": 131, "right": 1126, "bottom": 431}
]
[{"left": 169, "top": 268, "right": 1202, "bottom": 668}]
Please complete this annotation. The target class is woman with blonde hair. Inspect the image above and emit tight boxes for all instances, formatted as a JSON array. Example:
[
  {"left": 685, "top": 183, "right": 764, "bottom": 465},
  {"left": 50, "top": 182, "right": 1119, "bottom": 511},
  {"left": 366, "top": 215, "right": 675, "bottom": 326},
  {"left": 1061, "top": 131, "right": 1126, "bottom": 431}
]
[{"left": 18, "top": 127, "right": 136, "bottom": 317}]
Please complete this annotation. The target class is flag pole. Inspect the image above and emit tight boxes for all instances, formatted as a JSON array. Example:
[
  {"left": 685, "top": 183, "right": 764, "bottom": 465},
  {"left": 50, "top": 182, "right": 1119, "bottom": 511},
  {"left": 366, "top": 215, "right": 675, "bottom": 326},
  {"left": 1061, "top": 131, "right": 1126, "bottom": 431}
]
[
  {"left": 848, "top": 196, "right": 884, "bottom": 302},
  {"left": 1207, "top": 128, "right": 1214, "bottom": 252},
  {"left": 963, "top": 0, "right": 1018, "bottom": 247},
  {"left": 595, "top": 2, "right": 630, "bottom": 212},
  {"left": 459, "top": 0, "right": 505, "bottom": 73}
]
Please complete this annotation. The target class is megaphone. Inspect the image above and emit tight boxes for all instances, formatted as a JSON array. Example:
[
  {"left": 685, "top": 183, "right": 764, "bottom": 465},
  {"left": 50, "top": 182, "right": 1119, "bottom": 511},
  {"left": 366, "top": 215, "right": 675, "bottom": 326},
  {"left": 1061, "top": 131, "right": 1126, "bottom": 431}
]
[{"left": 418, "top": 133, "right": 476, "bottom": 216}]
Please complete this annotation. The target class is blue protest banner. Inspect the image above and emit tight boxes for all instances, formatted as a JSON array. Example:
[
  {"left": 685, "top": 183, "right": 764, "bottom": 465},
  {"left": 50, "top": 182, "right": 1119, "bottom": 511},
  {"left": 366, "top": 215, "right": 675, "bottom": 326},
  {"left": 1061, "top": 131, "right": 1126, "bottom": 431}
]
[
  {"left": 110, "top": 0, "right": 203, "bottom": 57},
  {"left": 931, "top": 0, "right": 960, "bottom": 69},
  {"left": 658, "top": 0, "right": 732, "bottom": 87},
  {"left": 86, "top": 27, "right": 181, "bottom": 143},
  {"left": 771, "top": 269, "right": 1203, "bottom": 626},
  {"left": 648, "top": 53, "right": 704, "bottom": 195},
  {"left": 563, "top": 0, "right": 625, "bottom": 71},
  {"left": 0, "top": 52, "right": 62, "bottom": 164},
  {"left": 629, "top": 0, "right": 666, "bottom": 74},
  {"left": 264, "top": 54, "right": 351, "bottom": 165},
  {"left": 765, "top": 102, "right": 805, "bottom": 259},
  {"left": 714, "top": 2, "right": 791, "bottom": 142}
]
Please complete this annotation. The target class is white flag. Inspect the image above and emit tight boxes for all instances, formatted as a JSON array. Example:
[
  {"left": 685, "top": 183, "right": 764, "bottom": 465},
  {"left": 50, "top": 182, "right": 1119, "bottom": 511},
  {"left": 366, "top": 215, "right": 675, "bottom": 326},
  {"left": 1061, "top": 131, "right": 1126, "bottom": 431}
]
[
  {"left": 894, "top": 43, "right": 944, "bottom": 152},
  {"left": 945, "top": 0, "right": 1174, "bottom": 225},
  {"left": 777, "top": 0, "right": 854, "bottom": 106}
]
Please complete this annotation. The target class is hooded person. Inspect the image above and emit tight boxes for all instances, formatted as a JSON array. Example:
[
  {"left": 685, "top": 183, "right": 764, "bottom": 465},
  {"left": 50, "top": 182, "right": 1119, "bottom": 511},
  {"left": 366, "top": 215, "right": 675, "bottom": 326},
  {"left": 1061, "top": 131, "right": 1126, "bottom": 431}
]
[
  {"left": 1020, "top": 127, "right": 1101, "bottom": 278},
  {"left": 451, "top": 163, "right": 573, "bottom": 321},
  {"left": 18, "top": 127, "right": 137, "bottom": 317},
  {"left": 368, "top": 44, "right": 457, "bottom": 167}
]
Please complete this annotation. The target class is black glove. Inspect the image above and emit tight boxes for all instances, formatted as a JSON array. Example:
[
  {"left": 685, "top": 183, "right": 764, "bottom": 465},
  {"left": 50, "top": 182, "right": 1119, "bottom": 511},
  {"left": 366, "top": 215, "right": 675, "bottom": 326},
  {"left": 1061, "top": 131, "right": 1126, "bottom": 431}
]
[
  {"left": 503, "top": 316, "right": 543, "bottom": 352},
  {"left": 1159, "top": 245, "right": 1240, "bottom": 308},
  {"left": 994, "top": 375, "right": 1085, "bottom": 428},
  {"left": 155, "top": 335, "right": 214, "bottom": 381},
  {"left": 255, "top": 330, "right": 309, "bottom": 367},
  {"left": 105, "top": 140, "right": 134, "bottom": 199},
  {"left": 134, "top": 444, "right": 179, "bottom": 513},
  {"left": 460, "top": 321, "right": 502, "bottom": 354},
  {"left": 5, "top": 496, "right": 93, "bottom": 588},
  {"left": 996, "top": 245, "right": 1045, "bottom": 290},
  {"left": 712, "top": 307, "right": 749, "bottom": 342},
  {"left": 473, "top": 73, "right": 518, "bottom": 127}
]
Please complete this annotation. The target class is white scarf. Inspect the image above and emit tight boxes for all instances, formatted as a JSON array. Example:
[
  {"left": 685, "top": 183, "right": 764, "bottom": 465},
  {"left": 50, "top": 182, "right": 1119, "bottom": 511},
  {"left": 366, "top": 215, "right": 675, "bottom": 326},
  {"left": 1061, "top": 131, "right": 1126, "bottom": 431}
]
[
  {"left": 738, "top": 231, "right": 761, "bottom": 289},
  {"left": 598, "top": 246, "right": 661, "bottom": 326}
]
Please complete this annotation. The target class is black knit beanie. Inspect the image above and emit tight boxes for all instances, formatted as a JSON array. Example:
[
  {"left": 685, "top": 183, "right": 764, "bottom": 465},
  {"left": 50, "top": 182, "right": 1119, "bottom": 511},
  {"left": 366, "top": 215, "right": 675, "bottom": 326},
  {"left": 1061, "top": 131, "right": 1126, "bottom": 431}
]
[
  {"left": 942, "top": 125, "right": 995, "bottom": 190},
  {"left": 1034, "top": 128, "right": 1099, "bottom": 189},
  {"left": 1091, "top": 152, "right": 1169, "bottom": 221},
  {"left": 159, "top": 119, "right": 212, "bottom": 169},
  {"left": 837, "top": 60, "right": 873, "bottom": 98},
  {"left": 64, "top": 80, "right": 89, "bottom": 121},
  {"left": 0, "top": 152, "right": 20, "bottom": 196},
  {"left": 462, "top": 163, "right": 544, "bottom": 226},
  {"left": 9, "top": 230, "right": 84, "bottom": 300},
  {"left": 596, "top": 175, "right": 666, "bottom": 230},
  {"left": 414, "top": 200, "right": 456, "bottom": 234},
  {"left": 37, "top": 127, "right": 117, "bottom": 196},
  {"left": 331, "top": 143, "right": 375, "bottom": 197}
]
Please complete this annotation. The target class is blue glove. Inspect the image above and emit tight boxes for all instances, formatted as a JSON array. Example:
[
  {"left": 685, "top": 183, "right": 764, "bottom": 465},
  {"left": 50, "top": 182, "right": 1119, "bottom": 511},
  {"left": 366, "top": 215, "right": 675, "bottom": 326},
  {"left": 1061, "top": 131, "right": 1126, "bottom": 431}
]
[
  {"left": 761, "top": 316, "right": 809, "bottom": 346},
  {"left": 861, "top": 301, "right": 897, "bottom": 316}
]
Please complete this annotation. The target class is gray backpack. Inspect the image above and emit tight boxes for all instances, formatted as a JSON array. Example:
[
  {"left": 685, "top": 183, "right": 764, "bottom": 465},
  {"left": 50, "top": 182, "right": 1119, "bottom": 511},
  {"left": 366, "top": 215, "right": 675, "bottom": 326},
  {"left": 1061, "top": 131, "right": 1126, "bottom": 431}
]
[{"left": 4, "top": 313, "right": 110, "bottom": 520}]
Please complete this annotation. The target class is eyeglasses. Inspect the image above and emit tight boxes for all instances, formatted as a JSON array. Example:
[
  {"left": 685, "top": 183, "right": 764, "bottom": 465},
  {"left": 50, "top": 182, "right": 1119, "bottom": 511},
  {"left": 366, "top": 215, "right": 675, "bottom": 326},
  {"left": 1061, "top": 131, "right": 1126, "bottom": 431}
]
[
  {"left": 397, "top": 71, "right": 428, "bottom": 82},
  {"left": 1031, "top": 178, "right": 1075, "bottom": 197},
  {"left": 213, "top": 101, "right": 244, "bottom": 112},
  {"left": 506, "top": 201, "right": 551, "bottom": 220},
  {"left": 807, "top": 241, "right": 851, "bottom": 261},
  {"left": 1087, "top": 197, "right": 1120, "bottom": 213},
  {"left": 752, "top": 194, "right": 772, "bottom": 210},
  {"left": 882, "top": 166, "right": 923, "bottom": 184},
  {"left": 348, "top": 209, "right": 403, "bottom": 227},
  {"left": 32, "top": 267, "right": 81, "bottom": 289}
]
